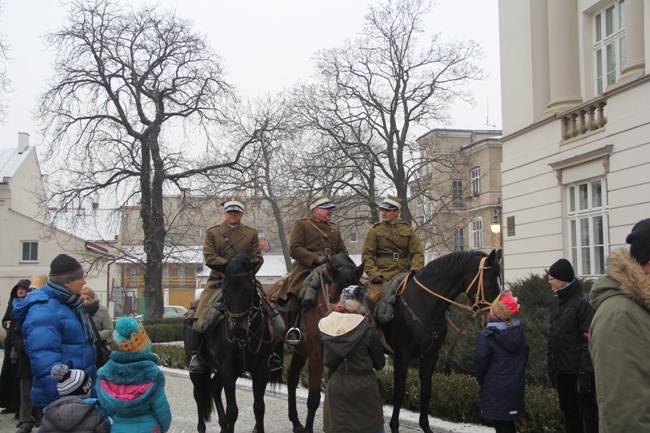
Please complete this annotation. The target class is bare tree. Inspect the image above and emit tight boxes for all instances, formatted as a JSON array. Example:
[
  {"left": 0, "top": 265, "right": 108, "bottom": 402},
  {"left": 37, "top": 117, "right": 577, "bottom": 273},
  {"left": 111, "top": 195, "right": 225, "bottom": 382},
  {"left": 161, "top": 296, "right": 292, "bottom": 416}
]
[
  {"left": 38, "top": 0, "right": 262, "bottom": 319},
  {"left": 0, "top": 3, "right": 11, "bottom": 121},
  {"left": 295, "top": 0, "right": 484, "bottom": 223}
]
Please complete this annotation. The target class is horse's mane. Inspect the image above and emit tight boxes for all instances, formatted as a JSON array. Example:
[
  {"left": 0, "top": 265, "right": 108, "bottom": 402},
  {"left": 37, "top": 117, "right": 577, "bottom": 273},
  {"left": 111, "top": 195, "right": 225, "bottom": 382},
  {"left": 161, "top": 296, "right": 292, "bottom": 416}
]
[
  {"left": 327, "top": 252, "right": 361, "bottom": 290},
  {"left": 328, "top": 252, "right": 355, "bottom": 269},
  {"left": 224, "top": 252, "right": 251, "bottom": 276},
  {"left": 417, "top": 250, "right": 488, "bottom": 281}
]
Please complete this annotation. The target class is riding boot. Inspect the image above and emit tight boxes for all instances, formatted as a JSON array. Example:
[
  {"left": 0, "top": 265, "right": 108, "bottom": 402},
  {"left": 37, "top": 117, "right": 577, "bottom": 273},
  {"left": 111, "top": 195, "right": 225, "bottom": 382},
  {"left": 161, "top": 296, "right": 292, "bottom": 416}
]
[
  {"left": 285, "top": 295, "right": 302, "bottom": 345},
  {"left": 188, "top": 329, "right": 205, "bottom": 373}
]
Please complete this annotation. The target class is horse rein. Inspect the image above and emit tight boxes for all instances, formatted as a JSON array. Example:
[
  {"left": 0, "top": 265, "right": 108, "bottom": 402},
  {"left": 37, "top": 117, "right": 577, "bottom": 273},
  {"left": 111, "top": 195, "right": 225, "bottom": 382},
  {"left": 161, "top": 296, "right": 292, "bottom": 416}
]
[
  {"left": 409, "top": 257, "right": 492, "bottom": 315},
  {"left": 396, "top": 257, "right": 492, "bottom": 355}
]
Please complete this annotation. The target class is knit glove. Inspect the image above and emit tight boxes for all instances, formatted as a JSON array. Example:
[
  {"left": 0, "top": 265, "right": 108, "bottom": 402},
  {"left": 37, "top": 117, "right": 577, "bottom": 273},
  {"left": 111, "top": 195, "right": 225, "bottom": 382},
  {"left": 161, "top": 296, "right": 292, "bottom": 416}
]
[
  {"left": 314, "top": 255, "right": 327, "bottom": 266},
  {"left": 372, "top": 276, "right": 385, "bottom": 284},
  {"left": 577, "top": 373, "right": 593, "bottom": 395}
]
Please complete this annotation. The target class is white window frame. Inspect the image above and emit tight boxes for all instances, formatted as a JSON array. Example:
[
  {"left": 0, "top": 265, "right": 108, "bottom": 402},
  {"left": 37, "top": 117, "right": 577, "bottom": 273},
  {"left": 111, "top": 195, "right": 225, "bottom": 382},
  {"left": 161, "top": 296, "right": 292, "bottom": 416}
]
[
  {"left": 20, "top": 240, "right": 39, "bottom": 263},
  {"left": 350, "top": 231, "right": 358, "bottom": 243},
  {"left": 567, "top": 178, "right": 608, "bottom": 277},
  {"left": 470, "top": 167, "right": 481, "bottom": 197},
  {"left": 178, "top": 267, "right": 186, "bottom": 277},
  {"left": 470, "top": 218, "right": 483, "bottom": 249},
  {"left": 594, "top": 1, "right": 626, "bottom": 95}
]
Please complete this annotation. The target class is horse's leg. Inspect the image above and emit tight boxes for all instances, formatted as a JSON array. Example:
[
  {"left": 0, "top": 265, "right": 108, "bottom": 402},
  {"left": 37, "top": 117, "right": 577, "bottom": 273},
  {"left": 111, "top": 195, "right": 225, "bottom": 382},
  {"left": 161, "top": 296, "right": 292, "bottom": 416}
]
[
  {"left": 417, "top": 354, "right": 439, "bottom": 433},
  {"left": 287, "top": 352, "right": 308, "bottom": 433},
  {"left": 389, "top": 351, "right": 411, "bottom": 433},
  {"left": 213, "top": 373, "right": 228, "bottom": 433},
  {"left": 303, "top": 351, "right": 324, "bottom": 433},
  {"left": 190, "top": 371, "right": 213, "bottom": 433},
  {"left": 251, "top": 365, "right": 270, "bottom": 433},
  {"left": 221, "top": 372, "right": 238, "bottom": 433}
]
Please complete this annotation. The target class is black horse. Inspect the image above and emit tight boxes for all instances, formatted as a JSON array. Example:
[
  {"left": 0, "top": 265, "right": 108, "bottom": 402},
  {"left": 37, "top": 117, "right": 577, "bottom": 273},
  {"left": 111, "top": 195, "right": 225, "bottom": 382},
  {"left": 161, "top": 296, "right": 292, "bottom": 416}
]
[
  {"left": 184, "top": 252, "right": 282, "bottom": 433},
  {"left": 279, "top": 252, "right": 364, "bottom": 433},
  {"left": 381, "top": 249, "right": 502, "bottom": 433}
]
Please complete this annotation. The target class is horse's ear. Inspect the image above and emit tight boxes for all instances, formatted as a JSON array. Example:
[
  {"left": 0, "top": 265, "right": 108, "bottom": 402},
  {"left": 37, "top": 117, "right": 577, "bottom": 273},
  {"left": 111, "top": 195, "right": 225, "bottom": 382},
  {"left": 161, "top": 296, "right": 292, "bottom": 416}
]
[
  {"left": 353, "top": 262, "right": 365, "bottom": 281},
  {"left": 486, "top": 249, "right": 502, "bottom": 266}
]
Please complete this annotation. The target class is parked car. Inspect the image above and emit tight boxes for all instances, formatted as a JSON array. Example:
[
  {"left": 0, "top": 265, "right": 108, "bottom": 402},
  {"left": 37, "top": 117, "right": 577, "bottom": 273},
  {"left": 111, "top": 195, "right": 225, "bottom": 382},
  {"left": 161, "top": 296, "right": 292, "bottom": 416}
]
[{"left": 134, "top": 305, "right": 188, "bottom": 320}]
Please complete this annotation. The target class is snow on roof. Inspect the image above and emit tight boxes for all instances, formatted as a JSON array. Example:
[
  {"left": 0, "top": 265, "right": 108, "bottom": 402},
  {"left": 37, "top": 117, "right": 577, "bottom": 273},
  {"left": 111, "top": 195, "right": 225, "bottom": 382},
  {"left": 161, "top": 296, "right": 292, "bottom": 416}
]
[
  {"left": 0, "top": 146, "right": 31, "bottom": 182},
  {"left": 50, "top": 208, "right": 122, "bottom": 242},
  {"left": 117, "top": 245, "right": 204, "bottom": 264}
]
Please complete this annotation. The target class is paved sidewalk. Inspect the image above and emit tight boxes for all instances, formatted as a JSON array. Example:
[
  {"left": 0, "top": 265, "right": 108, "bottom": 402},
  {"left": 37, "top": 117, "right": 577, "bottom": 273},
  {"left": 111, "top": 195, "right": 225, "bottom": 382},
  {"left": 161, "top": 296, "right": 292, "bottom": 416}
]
[{"left": 0, "top": 349, "right": 491, "bottom": 433}]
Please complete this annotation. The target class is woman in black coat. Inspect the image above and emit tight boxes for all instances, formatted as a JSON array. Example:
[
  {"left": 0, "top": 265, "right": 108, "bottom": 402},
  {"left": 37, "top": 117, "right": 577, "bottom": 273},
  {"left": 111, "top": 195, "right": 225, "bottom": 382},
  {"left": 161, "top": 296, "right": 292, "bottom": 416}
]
[{"left": 0, "top": 279, "right": 30, "bottom": 414}]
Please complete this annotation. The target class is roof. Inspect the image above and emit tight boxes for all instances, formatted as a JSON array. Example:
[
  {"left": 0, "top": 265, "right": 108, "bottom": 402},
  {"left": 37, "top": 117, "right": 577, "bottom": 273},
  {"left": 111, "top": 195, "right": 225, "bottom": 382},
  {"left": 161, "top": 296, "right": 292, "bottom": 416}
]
[
  {"left": 50, "top": 208, "right": 122, "bottom": 242},
  {"left": 0, "top": 146, "right": 32, "bottom": 182}
]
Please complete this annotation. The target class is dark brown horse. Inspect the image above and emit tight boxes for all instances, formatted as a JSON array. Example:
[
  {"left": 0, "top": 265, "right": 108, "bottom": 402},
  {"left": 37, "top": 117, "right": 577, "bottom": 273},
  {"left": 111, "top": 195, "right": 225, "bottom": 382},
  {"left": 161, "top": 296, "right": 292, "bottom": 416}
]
[
  {"left": 271, "top": 253, "right": 364, "bottom": 433},
  {"left": 381, "top": 249, "right": 502, "bottom": 433}
]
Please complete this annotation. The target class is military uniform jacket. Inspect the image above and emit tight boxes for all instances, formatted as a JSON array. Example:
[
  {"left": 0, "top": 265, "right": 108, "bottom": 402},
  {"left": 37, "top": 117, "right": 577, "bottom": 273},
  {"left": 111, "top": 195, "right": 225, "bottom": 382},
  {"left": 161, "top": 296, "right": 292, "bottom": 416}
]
[
  {"left": 362, "top": 220, "right": 424, "bottom": 283},
  {"left": 203, "top": 221, "right": 263, "bottom": 289},
  {"left": 280, "top": 216, "right": 348, "bottom": 298}
]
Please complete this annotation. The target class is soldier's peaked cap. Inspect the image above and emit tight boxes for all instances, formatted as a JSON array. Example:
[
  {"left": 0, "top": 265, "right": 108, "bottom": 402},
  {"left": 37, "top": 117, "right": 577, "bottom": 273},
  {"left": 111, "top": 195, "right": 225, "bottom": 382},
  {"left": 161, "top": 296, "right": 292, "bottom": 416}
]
[
  {"left": 378, "top": 195, "right": 402, "bottom": 210},
  {"left": 309, "top": 195, "right": 336, "bottom": 211},
  {"left": 222, "top": 198, "right": 244, "bottom": 212}
]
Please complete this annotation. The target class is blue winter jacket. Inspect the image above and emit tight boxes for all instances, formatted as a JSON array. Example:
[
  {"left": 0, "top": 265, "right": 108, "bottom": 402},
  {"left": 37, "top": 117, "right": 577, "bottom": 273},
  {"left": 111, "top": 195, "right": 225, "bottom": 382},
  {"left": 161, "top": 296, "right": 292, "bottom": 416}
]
[
  {"left": 473, "top": 318, "right": 529, "bottom": 421},
  {"left": 97, "top": 351, "right": 172, "bottom": 433},
  {"left": 12, "top": 283, "right": 97, "bottom": 408}
]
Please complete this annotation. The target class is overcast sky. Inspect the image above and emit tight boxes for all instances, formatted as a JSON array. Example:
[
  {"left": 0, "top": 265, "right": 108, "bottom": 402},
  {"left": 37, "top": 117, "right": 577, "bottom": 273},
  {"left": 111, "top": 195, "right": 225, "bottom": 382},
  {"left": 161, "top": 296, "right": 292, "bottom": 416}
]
[{"left": 0, "top": 0, "right": 501, "bottom": 150}]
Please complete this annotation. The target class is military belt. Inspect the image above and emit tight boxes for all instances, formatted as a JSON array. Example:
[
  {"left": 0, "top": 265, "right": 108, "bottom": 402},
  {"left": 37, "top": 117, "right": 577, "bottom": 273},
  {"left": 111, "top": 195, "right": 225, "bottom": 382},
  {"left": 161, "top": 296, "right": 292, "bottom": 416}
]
[{"left": 376, "top": 253, "right": 409, "bottom": 259}]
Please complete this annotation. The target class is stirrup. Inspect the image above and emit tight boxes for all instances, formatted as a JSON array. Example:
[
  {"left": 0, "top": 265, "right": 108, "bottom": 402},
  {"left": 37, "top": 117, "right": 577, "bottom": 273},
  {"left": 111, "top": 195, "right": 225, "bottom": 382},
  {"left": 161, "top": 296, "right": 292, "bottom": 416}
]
[
  {"left": 268, "top": 353, "right": 283, "bottom": 371},
  {"left": 286, "top": 327, "right": 301, "bottom": 345},
  {"left": 188, "top": 354, "right": 204, "bottom": 373}
]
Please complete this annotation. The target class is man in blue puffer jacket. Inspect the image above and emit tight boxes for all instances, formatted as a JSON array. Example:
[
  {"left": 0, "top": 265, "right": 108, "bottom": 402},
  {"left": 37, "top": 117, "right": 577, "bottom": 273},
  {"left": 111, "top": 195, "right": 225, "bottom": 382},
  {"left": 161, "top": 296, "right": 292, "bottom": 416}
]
[{"left": 12, "top": 254, "right": 97, "bottom": 419}]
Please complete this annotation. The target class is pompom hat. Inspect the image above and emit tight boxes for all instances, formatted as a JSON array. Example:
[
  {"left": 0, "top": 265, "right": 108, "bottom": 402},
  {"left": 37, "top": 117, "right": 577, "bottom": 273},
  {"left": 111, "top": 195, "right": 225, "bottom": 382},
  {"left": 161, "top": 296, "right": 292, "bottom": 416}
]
[
  {"left": 49, "top": 254, "right": 85, "bottom": 285},
  {"left": 626, "top": 218, "right": 650, "bottom": 265},
  {"left": 549, "top": 258, "right": 575, "bottom": 283},
  {"left": 491, "top": 292, "right": 520, "bottom": 322},
  {"left": 114, "top": 317, "right": 152, "bottom": 352},
  {"left": 51, "top": 364, "right": 92, "bottom": 396}
]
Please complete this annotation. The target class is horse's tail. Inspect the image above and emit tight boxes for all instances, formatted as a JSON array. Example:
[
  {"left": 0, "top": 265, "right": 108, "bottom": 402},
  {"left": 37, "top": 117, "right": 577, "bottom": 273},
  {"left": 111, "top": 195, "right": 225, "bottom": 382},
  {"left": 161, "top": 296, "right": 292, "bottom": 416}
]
[
  {"left": 268, "top": 342, "right": 284, "bottom": 392},
  {"left": 189, "top": 371, "right": 214, "bottom": 423}
]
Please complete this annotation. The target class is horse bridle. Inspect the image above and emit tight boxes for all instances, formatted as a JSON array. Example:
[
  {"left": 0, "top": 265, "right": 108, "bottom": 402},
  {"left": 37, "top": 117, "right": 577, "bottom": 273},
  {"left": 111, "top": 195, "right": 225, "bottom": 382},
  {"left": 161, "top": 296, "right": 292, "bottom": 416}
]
[
  {"left": 407, "top": 256, "right": 493, "bottom": 314},
  {"left": 222, "top": 271, "right": 270, "bottom": 351}
]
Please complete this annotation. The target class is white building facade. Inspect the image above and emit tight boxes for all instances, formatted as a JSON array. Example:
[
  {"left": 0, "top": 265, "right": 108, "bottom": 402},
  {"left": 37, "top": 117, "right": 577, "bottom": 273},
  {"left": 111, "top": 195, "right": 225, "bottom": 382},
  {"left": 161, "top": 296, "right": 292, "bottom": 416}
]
[{"left": 498, "top": 0, "right": 650, "bottom": 281}]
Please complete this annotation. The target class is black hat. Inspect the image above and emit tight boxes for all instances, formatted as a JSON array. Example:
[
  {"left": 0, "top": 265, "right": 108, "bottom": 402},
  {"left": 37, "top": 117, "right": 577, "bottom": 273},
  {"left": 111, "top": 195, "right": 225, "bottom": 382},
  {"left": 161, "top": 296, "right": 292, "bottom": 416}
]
[
  {"left": 309, "top": 195, "right": 336, "bottom": 211},
  {"left": 51, "top": 364, "right": 92, "bottom": 396},
  {"left": 626, "top": 218, "right": 650, "bottom": 265},
  {"left": 49, "top": 254, "right": 84, "bottom": 285},
  {"left": 549, "top": 258, "right": 575, "bottom": 283},
  {"left": 15, "top": 279, "right": 31, "bottom": 290},
  {"left": 378, "top": 195, "right": 403, "bottom": 211}
]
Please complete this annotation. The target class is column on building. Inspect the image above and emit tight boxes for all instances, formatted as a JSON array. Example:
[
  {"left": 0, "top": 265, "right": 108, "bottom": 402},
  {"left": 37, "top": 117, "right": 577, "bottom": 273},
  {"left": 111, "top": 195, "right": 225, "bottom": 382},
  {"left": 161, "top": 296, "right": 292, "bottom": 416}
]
[
  {"left": 545, "top": 0, "right": 582, "bottom": 114},
  {"left": 619, "top": 0, "right": 645, "bottom": 82}
]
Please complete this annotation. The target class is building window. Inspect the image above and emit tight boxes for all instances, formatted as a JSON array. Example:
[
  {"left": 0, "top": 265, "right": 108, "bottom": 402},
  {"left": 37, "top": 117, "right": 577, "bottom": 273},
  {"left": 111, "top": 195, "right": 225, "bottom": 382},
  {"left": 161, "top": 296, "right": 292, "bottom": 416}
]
[
  {"left": 568, "top": 178, "right": 608, "bottom": 276},
  {"left": 195, "top": 229, "right": 202, "bottom": 239},
  {"left": 350, "top": 231, "right": 358, "bottom": 243},
  {"left": 129, "top": 267, "right": 138, "bottom": 278},
  {"left": 257, "top": 228, "right": 265, "bottom": 236},
  {"left": 453, "top": 228, "right": 464, "bottom": 252},
  {"left": 470, "top": 218, "right": 483, "bottom": 249},
  {"left": 163, "top": 267, "right": 169, "bottom": 278},
  {"left": 178, "top": 267, "right": 186, "bottom": 277},
  {"left": 452, "top": 180, "right": 463, "bottom": 206},
  {"left": 594, "top": 1, "right": 626, "bottom": 95},
  {"left": 470, "top": 167, "right": 481, "bottom": 197},
  {"left": 20, "top": 241, "right": 38, "bottom": 262}
]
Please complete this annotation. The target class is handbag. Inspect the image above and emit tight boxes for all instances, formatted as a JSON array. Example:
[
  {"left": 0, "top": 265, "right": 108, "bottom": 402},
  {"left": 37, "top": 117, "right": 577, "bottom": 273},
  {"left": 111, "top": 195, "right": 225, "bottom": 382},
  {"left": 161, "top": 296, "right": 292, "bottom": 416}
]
[{"left": 96, "top": 339, "right": 112, "bottom": 367}]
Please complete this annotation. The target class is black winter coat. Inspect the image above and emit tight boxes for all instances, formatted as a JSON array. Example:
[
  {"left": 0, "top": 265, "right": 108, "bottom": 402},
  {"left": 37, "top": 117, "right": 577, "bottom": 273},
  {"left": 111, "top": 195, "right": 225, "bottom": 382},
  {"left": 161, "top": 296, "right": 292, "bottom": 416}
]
[
  {"left": 547, "top": 280, "right": 594, "bottom": 375},
  {"left": 474, "top": 318, "right": 529, "bottom": 421}
]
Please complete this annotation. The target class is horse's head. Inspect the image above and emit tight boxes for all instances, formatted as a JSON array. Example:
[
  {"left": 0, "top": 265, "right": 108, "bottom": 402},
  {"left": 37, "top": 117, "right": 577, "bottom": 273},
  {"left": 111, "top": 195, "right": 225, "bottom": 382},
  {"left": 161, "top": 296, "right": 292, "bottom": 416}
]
[
  {"left": 325, "top": 253, "right": 365, "bottom": 304},
  {"left": 221, "top": 252, "right": 257, "bottom": 334},
  {"left": 471, "top": 249, "right": 502, "bottom": 321}
]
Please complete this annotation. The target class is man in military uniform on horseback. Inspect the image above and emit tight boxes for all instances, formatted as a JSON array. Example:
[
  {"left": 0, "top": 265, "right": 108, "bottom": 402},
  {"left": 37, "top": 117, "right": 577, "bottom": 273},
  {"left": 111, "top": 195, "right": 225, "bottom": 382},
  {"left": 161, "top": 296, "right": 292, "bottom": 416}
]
[
  {"left": 362, "top": 195, "right": 424, "bottom": 303},
  {"left": 277, "top": 195, "right": 348, "bottom": 344},
  {"left": 188, "top": 198, "right": 264, "bottom": 373}
]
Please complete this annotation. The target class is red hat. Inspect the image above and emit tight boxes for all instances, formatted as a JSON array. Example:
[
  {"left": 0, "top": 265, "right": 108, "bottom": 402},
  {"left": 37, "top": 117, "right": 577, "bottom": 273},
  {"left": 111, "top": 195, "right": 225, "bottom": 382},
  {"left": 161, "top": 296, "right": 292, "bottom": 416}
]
[{"left": 491, "top": 292, "right": 520, "bottom": 321}]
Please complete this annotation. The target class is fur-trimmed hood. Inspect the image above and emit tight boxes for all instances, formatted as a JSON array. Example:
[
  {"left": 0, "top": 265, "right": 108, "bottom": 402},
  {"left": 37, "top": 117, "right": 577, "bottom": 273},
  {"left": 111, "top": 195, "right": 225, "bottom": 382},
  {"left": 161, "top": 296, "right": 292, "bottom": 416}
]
[{"left": 591, "top": 249, "right": 650, "bottom": 312}]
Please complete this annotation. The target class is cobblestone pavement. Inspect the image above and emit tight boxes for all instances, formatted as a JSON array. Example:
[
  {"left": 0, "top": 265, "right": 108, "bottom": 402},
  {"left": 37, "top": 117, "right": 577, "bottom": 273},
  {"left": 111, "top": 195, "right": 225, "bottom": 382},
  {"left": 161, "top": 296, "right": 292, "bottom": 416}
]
[{"left": 0, "top": 350, "right": 490, "bottom": 433}]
